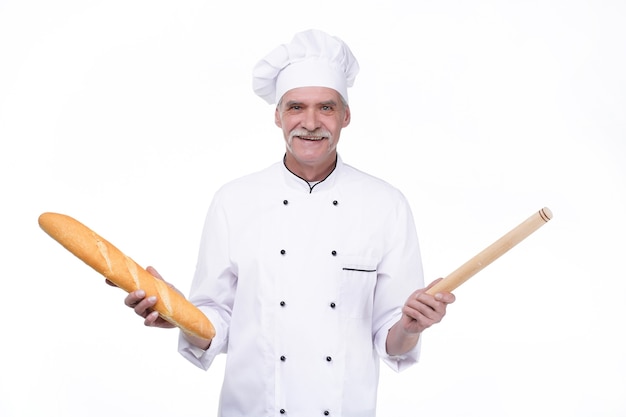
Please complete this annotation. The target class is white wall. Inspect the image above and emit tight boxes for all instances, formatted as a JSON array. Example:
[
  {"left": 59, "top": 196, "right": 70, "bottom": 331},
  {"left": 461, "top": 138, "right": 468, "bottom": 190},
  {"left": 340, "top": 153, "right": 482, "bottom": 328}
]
[{"left": 1, "top": 1, "right": 624, "bottom": 416}]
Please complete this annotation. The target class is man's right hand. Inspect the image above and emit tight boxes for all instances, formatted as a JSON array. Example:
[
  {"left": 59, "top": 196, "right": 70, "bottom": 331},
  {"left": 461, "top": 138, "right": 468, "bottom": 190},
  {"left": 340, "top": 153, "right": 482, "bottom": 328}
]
[
  {"left": 107, "top": 266, "right": 211, "bottom": 349},
  {"left": 106, "top": 265, "right": 176, "bottom": 329}
]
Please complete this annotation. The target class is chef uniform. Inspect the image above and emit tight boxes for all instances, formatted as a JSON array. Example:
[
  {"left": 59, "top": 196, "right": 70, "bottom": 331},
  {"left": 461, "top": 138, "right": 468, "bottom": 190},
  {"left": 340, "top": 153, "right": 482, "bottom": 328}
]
[{"left": 178, "top": 30, "right": 425, "bottom": 417}]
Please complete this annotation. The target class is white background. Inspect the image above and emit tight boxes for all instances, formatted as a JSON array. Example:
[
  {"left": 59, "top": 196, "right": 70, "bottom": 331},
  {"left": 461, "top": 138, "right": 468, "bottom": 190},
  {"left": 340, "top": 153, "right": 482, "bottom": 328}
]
[{"left": 1, "top": 1, "right": 625, "bottom": 416}]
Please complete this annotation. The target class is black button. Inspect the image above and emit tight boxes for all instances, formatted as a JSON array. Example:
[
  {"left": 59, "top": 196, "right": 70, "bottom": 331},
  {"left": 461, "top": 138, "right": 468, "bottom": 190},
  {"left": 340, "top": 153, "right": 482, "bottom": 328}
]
[
  {"left": 280, "top": 301, "right": 286, "bottom": 307},
  {"left": 280, "top": 409, "right": 286, "bottom": 414},
  {"left": 283, "top": 200, "right": 288, "bottom": 205},
  {"left": 331, "top": 250, "right": 337, "bottom": 256},
  {"left": 330, "top": 302, "right": 336, "bottom": 308},
  {"left": 280, "top": 249, "right": 286, "bottom": 255},
  {"left": 332, "top": 200, "right": 338, "bottom": 206},
  {"left": 280, "top": 355, "right": 286, "bottom": 361},
  {"left": 326, "top": 356, "right": 332, "bottom": 362},
  {"left": 324, "top": 411, "right": 330, "bottom": 416}
]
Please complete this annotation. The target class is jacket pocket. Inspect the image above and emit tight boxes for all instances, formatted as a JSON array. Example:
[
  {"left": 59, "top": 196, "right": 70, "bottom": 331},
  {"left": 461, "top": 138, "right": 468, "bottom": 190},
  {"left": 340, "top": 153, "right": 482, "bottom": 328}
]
[{"left": 340, "top": 256, "right": 378, "bottom": 318}]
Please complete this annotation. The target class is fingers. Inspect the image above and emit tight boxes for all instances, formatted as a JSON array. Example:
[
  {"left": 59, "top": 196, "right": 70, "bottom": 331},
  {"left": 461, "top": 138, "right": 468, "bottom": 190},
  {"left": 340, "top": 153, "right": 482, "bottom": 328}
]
[
  {"left": 124, "top": 289, "right": 158, "bottom": 319},
  {"left": 124, "top": 289, "right": 145, "bottom": 308},
  {"left": 146, "top": 265, "right": 183, "bottom": 295},
  {"left": 143, "top": 310, "right": 161, "bottom": 326},
  {"left": 423, "top": 278, "right": 456, "bottom": 304},
  {"left": 119, "top": 265, "right": 178, "bottom": 329},
  {"left": 406, "top": 293, "right": 445, "bottom": 322},
  {"left": 402, "top": 288, "right": 454, "bottom": 332},
  {"left": 146, "top": 265, "right": 163, "bottom": 280},
  {"left": 434, "top": 291, "right": 456, "bottom": 304}
]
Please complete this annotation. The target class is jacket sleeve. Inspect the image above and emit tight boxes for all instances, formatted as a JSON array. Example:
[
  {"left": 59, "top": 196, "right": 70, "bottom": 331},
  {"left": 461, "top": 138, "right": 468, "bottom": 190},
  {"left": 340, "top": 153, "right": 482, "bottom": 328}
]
[
  {"left": 178, "top": 191, "right": 236, "bottom": 370},
  {"left": 372, "top": 190, "right": 424, "bottom": 372}
]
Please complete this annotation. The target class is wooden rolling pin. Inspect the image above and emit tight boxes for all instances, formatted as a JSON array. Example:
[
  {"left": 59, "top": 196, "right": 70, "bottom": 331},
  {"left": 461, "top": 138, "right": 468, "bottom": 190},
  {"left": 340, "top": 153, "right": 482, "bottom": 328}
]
[{"left": 426, "top": 207, "right": 553, "bottom": 295}]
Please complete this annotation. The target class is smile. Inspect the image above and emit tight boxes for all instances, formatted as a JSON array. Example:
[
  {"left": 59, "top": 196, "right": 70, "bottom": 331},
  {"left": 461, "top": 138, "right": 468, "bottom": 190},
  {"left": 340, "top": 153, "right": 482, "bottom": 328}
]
[{"left": 297, "top": 136, "right": 326, "bottom": 141}]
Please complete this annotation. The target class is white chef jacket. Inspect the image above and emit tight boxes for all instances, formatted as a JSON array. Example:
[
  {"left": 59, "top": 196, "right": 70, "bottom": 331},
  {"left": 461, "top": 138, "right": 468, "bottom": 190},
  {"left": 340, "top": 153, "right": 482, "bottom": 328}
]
[{"left": 179, "top": 155, "right": 424, "bottom": 417}]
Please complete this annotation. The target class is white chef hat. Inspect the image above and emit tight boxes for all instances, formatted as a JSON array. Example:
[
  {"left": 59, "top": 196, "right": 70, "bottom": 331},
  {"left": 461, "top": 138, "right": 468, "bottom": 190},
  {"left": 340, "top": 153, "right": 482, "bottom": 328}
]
[{"left": 252, "top": 29, "right": 360, "bottom": 105}]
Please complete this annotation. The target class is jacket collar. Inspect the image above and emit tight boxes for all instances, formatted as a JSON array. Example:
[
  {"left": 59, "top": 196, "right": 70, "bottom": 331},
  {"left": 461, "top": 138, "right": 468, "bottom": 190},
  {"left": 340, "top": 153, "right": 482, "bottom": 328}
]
[{"left": 282, "top": 154, "right": 342, "bottom": 193}]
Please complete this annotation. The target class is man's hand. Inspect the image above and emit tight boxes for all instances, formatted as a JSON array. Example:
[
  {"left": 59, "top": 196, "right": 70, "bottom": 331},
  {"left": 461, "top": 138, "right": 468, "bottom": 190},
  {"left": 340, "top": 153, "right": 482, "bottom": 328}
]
[
  {"left": 400, "top": 278, "right": 455, "bottom": 334},
  {"left": 107, "top": 266, "right": 211, "bottom": 350},
  {"left": 107, "top": 266, "right": 176, "bottom": 329},
  {"left": 386, "top": 278, "right": 455, "bottom": 356}
]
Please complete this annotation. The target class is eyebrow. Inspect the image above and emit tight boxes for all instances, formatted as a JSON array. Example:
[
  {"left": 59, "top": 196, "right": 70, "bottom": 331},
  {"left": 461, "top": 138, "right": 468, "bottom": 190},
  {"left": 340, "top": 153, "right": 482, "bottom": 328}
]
[
  {"left": 284, "top": 99, "right": 338, "bottom": 107},
  {"left": 284, "top": 100, "right": 302, "bottom": 107}
]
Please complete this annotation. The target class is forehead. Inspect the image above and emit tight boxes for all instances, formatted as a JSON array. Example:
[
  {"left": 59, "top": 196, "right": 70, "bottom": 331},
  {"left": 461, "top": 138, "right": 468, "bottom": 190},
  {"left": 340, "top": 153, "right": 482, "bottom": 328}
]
[{"left": 281, "top": 86, "right": 342, "bottom": 104}]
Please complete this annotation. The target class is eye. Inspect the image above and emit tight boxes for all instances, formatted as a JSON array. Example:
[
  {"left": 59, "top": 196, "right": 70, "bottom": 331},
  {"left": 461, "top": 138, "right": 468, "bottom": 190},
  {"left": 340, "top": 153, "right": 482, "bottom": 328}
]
[{"left": 321, "top": 105, "right": 332, "bottom": 111}]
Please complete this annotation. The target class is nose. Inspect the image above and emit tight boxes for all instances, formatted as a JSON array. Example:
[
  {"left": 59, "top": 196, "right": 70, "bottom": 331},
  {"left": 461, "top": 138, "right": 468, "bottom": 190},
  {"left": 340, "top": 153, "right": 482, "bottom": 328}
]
[{"left": 300, "top": 108, "right": 320, "bottom": 132}]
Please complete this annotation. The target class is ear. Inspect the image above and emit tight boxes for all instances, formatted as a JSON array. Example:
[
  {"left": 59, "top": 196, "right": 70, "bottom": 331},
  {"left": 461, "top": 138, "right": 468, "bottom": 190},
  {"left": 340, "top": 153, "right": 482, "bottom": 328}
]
[
  {"left": 274, "top": 107, "right": 282, "bottom": 128},
  {"left": 342, "top": 105, "right": 351, "bottom": 128}
]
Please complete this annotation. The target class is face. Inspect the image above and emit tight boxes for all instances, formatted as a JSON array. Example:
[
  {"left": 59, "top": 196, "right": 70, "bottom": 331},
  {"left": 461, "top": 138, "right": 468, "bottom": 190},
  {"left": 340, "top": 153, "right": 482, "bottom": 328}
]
[{"left": 275, "top": 86, "right": 351, "bottom": 176}]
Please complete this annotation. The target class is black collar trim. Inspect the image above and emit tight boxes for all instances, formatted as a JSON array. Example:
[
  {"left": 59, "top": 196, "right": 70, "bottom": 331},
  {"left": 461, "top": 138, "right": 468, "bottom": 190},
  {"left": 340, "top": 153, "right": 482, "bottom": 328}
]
[{"left": 283, "top": 154, "right": 338, "bottom": 194}]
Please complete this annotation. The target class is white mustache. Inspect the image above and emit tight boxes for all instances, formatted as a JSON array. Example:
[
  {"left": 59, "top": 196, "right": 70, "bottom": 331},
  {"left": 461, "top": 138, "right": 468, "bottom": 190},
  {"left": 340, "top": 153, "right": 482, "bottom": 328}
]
[{"left": 289, "top": 129, "right": 332, "bottom": 141}]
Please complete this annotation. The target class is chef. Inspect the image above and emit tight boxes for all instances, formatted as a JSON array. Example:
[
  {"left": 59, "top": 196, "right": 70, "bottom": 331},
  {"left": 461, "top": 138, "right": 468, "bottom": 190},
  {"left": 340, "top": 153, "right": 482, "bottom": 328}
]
[{"left": 126, "top": 29, "right": 455, "bottom": 417}]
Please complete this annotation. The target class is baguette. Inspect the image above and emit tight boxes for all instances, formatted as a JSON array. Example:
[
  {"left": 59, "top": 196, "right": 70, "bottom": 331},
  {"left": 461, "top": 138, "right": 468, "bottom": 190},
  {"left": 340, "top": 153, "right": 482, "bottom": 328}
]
[{"left": 38, "top": 212, "right": 215, "bottom": 341}]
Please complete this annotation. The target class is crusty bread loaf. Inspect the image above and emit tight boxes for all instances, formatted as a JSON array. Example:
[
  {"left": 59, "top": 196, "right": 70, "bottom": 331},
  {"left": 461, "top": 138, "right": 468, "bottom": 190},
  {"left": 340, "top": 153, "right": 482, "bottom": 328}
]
[{"left": 38, "top": 212, "right": 215, "bottom": 340}]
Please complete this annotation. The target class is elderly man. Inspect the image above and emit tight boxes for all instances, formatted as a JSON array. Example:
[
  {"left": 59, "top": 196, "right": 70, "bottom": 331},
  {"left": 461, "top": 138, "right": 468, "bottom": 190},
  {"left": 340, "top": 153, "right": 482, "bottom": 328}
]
[{"left": 126, "top": 29, "right": 455, "bottom": 417}]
